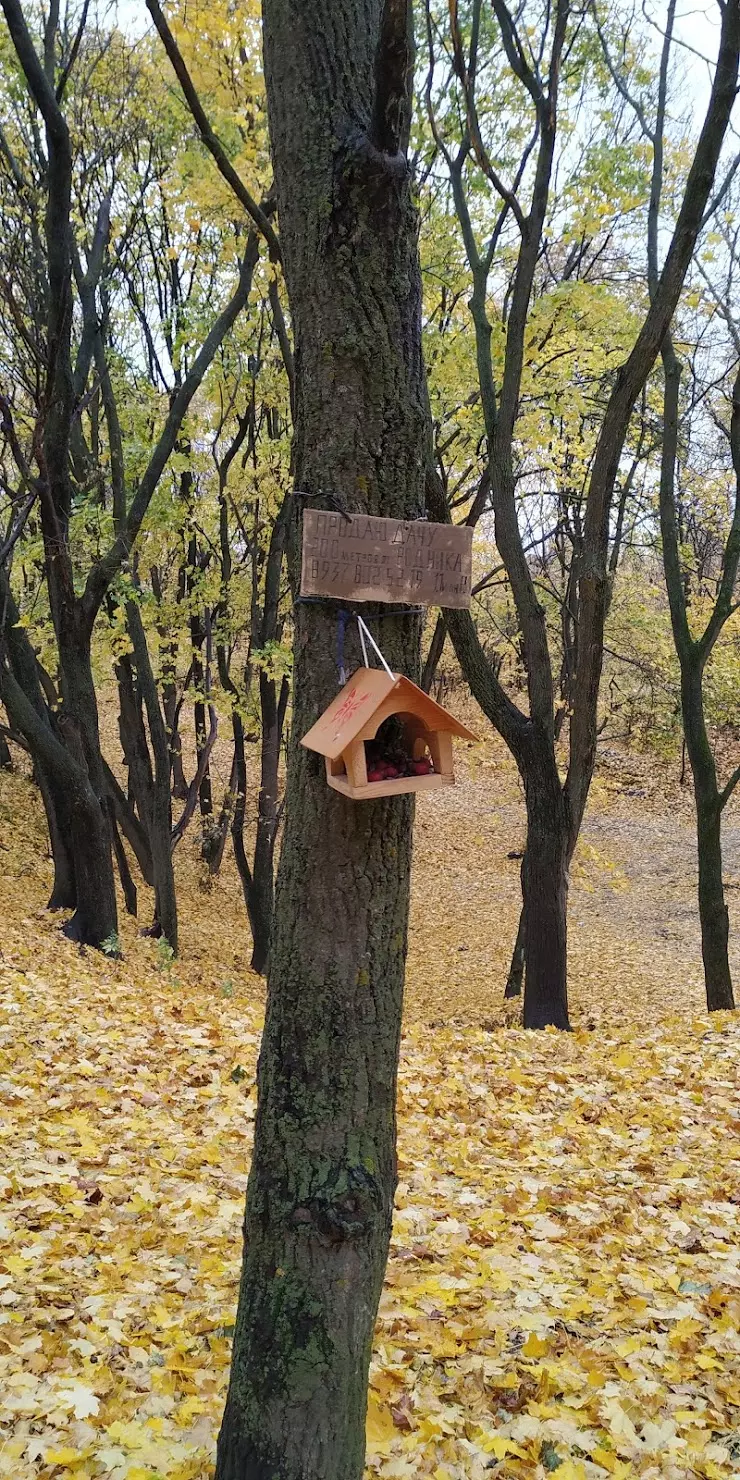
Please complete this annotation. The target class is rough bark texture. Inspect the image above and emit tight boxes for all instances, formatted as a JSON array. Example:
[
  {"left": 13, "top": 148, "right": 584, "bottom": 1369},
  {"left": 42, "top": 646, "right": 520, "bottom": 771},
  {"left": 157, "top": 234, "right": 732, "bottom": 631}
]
[
  {"left": 216, "top": 2, "right": 425, "bottom": 1475},
  {"left": 695, "top": 767, "right": 734, "bottom": 1012},
  {"left": 521, "top": 743, "right": 570, "bottom": 1030},
  {"left": 0, "top": 569, "right": 77, "bottom": 910}
]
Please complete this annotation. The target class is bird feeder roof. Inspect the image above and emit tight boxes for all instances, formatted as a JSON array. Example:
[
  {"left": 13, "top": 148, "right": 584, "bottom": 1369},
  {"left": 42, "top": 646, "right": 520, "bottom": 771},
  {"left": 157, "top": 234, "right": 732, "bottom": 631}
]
[{"left": 300, "top": 666, "right": 477, "bottom": 761}]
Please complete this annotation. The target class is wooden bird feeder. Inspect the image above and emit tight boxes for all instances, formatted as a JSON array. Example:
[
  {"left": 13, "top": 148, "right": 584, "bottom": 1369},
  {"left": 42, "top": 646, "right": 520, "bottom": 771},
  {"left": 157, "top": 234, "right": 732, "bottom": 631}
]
[{"left": 300, "top": 667, "right": 477, "bottom": 799}]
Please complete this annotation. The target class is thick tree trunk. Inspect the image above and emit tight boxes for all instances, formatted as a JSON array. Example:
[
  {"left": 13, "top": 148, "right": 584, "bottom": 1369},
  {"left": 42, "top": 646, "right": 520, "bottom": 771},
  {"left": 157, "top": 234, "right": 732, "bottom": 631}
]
[
  {"left": 116, "top": 653, "right": 154, "bottom": 818},
  {"left": 522, "top": 743, "right": 570, "bottom": 1030},
  {"left": 40, "top": 766, "right": 77, "bottom": 910},
  {"left": 696, "top": 795, "right": 734, "bottom": 1011},
  {"left": 0, "top": 569, "right": 77, "bottom": 911},
  {"left": 52, "top": 611, "right": 118, "bottom": 946},
  {"left": 216, "top": 2, "right": 424, "bottom": 1474},
  {"left": 1, "top": 658, "right": 116, "bottom": 945}
]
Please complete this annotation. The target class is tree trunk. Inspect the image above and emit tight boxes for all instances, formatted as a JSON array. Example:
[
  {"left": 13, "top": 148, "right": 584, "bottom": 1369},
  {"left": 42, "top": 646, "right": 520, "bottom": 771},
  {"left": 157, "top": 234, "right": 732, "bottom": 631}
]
[
  {"left": 504, "top": 895, "right": 525, "bottom": 999},
  {"left": 522, "top": 743, "right": 570, "bottom": 1030},
  {"left": 0, "top": 569, "right": 77, "bottom": 911},
  {"left": 248, "top": 671, "right": 284, "bottom": 975},
  {"left": 658, "top": 338, "right": 736, "bottom": 1015},
  {"left": 696, "top": 794, "right": 734, "bottom": 1011},
  {"left": 421, "top": 613, "right": 446, "bottom": 694},
  {"left": 109, "top": 801, "right": 138, "bottom": 917},
  {"left": 39, "top": 765, "right": 78, "bottom": 910},
  {"left": 216, "top": 1, "right": 424, "bottom": 1474},
  {"left": 103, "top": 760, "right": 154, "bottom": 886},
  {"left": 127, "top": 600, "right": 178, "bottom": 952},
  {"left": 682, "top": 667, "right": 735, "bottom": 1012},
  {"left": 153, "top": 561, "right": 190, "bottom": 801},
  {"left": 1, "top": 656, "right": 116, "bottom": 946},
  {"left": 231, "top": 705, "right": 276, "bottom": 979}
]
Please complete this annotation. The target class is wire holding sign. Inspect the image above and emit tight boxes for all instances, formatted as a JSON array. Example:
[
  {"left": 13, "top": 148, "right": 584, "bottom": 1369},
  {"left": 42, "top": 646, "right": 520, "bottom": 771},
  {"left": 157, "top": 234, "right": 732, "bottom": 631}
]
[{"left": 300, "top": 509, "right": 473, "bottom": 609}]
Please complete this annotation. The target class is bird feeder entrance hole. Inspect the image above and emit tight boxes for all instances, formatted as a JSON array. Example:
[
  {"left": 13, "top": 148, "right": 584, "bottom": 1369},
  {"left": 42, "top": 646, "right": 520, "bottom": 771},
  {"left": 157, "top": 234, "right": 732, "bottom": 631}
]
[{"left": 299, "top": 667, "right": 477, "bottom": 801}]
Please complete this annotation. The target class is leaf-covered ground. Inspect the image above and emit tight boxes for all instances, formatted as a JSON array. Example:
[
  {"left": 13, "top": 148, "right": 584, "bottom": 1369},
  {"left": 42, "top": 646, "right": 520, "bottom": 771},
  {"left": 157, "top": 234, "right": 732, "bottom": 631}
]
[{"left": 1, "top": 756, "right": 739, "bottom": 1480}]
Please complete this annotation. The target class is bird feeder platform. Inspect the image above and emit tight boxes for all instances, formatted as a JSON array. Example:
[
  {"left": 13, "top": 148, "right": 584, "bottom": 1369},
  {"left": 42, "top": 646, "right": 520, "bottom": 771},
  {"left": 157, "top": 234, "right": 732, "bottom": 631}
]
[{"left": 300, "top": 666, "right": 477, "bottom": 799}]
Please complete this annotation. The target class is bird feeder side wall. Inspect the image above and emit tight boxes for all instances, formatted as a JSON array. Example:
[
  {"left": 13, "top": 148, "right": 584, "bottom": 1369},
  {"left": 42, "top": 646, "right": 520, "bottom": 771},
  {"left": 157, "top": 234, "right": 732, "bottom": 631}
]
[
  {"left": 345, "top": 740, "right": 368, "bottom": 789},
  {"left": 427, "top": 730, "right": 453, "bottom": 776}
]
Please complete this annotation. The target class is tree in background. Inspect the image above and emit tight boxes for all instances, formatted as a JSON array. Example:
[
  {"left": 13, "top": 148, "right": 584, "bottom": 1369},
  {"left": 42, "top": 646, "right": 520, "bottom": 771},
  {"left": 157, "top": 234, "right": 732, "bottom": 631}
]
[
  {"left": 0, "top": 0, "right": 260, "bottom": 947},
  {"left": 590, "top": 0, "right": 739, "bottom": 1011},
  {"left": 424, "top": 0, "right": 740, "bottom": 1026}
]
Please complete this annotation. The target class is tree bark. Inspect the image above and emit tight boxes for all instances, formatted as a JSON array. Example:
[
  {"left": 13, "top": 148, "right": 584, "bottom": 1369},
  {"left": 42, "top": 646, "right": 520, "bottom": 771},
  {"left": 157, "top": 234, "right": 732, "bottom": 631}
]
[
  {"left": 658, "top": 338, "right": 736, "bottom": 1013},
  {"left": 681, "top": 662, "right": 735, "bottom": 1011},
  {"left": 216, "top": 1, "right": 424, "bottom": 1474},
  {"left": 0, "top": 569, "right": 77, "bottom": 910},
  {"left": 696, "top": 787, "right": 733, "bottom": 1012},
  {"left": 521, "top": 738, "right": 570, "bottom": 1029},
  {"left": 126, "top": 600, "right": 178, "bottom": 952}
]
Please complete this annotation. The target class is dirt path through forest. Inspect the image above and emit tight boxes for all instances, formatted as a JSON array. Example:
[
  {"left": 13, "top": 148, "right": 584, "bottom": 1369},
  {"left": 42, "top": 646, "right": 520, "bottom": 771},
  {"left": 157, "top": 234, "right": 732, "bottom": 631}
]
[
  {"left": 405, "top": 746, "right": 740, "bottom": 1026},
  {"left": 1, "top": 740, "right": 738, "bottom": 1031}
]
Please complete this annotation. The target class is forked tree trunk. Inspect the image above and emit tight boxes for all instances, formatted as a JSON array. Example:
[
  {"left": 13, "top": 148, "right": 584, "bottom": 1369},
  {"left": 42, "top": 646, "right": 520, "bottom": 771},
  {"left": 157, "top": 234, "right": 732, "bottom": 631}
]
[{"left": 216, "top": 2, "right": 424, "bottom": 1475}]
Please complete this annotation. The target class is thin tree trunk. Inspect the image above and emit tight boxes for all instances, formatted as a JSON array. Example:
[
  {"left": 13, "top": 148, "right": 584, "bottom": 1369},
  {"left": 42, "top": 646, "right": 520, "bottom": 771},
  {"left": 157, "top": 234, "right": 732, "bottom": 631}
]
[
  {"left": 421, "top": 613, "right": 446, "bottom": 694},
  {"left": 216, "top": 0, "right": 424, "bottom": 1472},
  {"left": 248, "top": 671, "right": 283, "bottom": 974},
  {"left": 504, "top": 895, "right": 525, "bottom": 999},
  {"left": 205, "top": 752, "right": 238, "bottom": 878},
  {"left": 231, "top": 709, "right": 272, "bottom": 975},
  {"left": 103, "top": 761, "right": 154, "bottom": 886},
  {"left": 109, "top": 801, "right": 138, "bottom": 917},
  {"left": 126, "top": 600, "right": 178, "bottom": 952}
]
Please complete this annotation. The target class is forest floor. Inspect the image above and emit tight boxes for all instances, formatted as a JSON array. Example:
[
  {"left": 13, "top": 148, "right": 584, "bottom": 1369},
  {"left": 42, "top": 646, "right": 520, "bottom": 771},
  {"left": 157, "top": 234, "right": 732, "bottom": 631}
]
[{"left": 0, "top": 731, "right": 739, "bottom": 1480}]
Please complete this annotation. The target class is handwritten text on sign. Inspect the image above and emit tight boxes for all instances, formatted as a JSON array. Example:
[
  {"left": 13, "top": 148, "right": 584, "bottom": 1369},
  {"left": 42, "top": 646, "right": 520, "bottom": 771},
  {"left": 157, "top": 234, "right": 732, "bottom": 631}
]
[{"left": 300, "top": 510, "right": 473, "bottom": 608}]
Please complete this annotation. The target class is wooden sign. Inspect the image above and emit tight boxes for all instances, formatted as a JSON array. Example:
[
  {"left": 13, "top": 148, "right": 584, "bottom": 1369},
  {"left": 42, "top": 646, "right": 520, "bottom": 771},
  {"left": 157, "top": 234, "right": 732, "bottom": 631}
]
[{"left": 300, "top": 509, "right": 473, "bottom": 608}]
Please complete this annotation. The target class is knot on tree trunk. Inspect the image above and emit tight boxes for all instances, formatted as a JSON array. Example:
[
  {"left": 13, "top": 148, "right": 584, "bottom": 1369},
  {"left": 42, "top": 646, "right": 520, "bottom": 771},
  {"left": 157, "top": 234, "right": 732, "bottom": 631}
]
[{"left": 291, "top": 1163, "right": 384, "bottom": 1245}]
